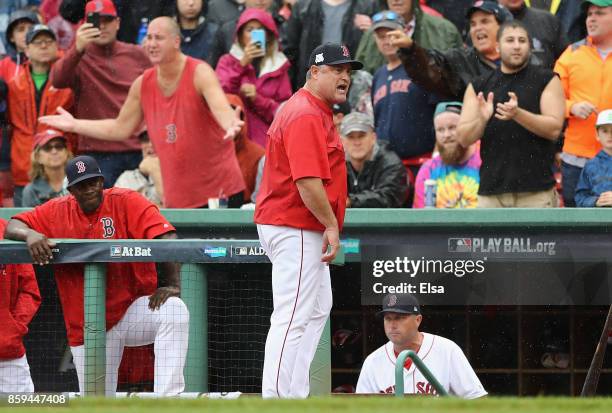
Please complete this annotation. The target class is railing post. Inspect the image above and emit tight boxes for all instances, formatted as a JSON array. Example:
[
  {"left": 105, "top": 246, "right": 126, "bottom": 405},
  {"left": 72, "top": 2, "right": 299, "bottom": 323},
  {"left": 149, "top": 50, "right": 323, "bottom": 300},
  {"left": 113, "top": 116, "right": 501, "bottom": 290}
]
[
  {"left": 395, "top": 350, "right": 448, "bottom": 397},
  {"left": 84, "top": 263, "right": 106, "bottom": 396},
  {"left": 181, "top": 263, "right": 208, "bottom": 392}
]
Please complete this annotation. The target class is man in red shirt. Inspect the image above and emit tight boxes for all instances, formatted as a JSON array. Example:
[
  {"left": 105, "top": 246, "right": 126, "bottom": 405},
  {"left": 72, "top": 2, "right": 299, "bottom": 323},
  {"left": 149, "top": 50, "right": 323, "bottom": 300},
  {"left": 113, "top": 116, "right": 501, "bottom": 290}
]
[
  {"left": 0, "top": 218, "right": 40, "bottom": 392},
  {"left": 4, "top": 155, "right": 189, "bottom": 395},
  {"left": 50, "top": 0, "right": 152, "bottom": 188},
  {"left": 254, "top": 43, "right": 361, "bottom": 398},
  {"left": 41, "top": 16, "right": 245, "bottom": 208}
]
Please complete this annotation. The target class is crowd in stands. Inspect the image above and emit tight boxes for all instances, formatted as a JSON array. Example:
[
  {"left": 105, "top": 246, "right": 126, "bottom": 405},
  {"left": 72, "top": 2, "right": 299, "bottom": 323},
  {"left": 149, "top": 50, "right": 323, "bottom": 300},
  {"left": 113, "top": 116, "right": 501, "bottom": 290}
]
[{"left": 0, "top": 0, "right": 610, "bottom": 210}]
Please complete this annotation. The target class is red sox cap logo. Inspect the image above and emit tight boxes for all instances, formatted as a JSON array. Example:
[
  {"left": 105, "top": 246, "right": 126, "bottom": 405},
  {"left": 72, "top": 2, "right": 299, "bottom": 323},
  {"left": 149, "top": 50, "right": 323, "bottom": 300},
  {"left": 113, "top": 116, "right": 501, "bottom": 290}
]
[
  {"left": 76, "top": 161, "right": 86, "bottom": 174},
  {"left": 388, "top": 294, "right": 397, "bottom": 307},
  {"left": 474, "top": 0, "right": 484, "bottom": 6},
  {"left": 341, "top": 45, "right": 350, "bottom": 58}
]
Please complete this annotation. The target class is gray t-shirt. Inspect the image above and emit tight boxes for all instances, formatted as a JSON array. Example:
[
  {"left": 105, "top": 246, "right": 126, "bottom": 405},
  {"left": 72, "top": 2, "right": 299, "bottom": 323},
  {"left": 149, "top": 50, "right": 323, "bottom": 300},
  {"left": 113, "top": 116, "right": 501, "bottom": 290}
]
[{"left": 321, "top": 0, "right": 350, "bottom": 45}]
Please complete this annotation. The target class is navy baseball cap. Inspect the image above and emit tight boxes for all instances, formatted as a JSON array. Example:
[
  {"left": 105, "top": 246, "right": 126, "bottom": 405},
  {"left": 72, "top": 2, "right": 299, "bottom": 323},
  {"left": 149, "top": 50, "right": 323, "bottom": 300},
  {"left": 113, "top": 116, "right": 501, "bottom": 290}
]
[
  {"left": 377, "top": 293, "right": 421, "bottom": 317},
  {"left": 308, "top": 43, "right": 363, "bottom": 70},
  {"left": 467, "top": 0, "right": 513, "bottom": 24},
  {"left": 66, "top": 155, "right": 104, "bottom": 187},
  {"left": 26, "top": 24, "right": 56, "bottom": 45}
]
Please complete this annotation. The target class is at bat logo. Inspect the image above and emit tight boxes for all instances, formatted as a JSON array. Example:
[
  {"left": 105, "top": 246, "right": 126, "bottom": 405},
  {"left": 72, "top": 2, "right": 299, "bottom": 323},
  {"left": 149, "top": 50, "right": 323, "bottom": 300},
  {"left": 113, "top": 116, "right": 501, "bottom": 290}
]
[
  {"left": 100, "top": 217, "right": 115, "bottom": 238},
  {"left": 110, "top": 245, "right": 152, "bottom": 258}
]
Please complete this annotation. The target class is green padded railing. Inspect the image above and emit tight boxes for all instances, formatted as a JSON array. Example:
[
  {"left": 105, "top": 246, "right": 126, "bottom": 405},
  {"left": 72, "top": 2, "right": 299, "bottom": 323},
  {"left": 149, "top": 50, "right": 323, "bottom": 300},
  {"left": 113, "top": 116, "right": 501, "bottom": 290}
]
[{"left": 395, "top": 350, "right": 448, "bottom": 397}]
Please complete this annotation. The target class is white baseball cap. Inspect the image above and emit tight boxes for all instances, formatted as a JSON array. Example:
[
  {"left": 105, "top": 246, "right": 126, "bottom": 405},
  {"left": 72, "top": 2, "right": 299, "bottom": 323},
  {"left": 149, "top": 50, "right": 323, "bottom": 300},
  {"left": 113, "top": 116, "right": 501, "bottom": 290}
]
[{"left": 596, "top": 109, "right": 612, "bottom": 127}]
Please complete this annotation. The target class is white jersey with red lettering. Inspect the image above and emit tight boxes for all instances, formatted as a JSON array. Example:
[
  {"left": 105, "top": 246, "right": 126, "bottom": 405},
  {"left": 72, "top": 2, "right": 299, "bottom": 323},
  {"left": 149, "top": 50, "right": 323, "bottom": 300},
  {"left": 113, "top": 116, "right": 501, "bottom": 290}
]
[{"left": 356, "top": 332, "right": 487, "bottom": 398}]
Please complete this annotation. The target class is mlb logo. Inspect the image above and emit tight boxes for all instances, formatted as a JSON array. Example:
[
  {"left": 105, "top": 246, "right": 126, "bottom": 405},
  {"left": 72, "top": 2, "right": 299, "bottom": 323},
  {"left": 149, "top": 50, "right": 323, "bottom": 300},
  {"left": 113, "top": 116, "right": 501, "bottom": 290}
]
[
  {"left": 448, "top": 238, "right": 472, "bottom": 252},
  {"left": 234, "top": 247, "right": 248, "bottom": 256},
  {"left": 110, "top": 245, "right": 122, "bottom": 257}
]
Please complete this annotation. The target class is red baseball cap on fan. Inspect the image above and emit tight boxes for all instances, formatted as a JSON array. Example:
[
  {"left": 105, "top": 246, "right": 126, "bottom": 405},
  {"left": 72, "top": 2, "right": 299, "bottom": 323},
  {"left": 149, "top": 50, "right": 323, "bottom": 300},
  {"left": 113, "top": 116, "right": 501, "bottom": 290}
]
[
  {"left": 85, "top": 0, "right": 118, "bottom": 17},
  {"left": 32, "top": 129, "right": 67, "bottom": 150}
]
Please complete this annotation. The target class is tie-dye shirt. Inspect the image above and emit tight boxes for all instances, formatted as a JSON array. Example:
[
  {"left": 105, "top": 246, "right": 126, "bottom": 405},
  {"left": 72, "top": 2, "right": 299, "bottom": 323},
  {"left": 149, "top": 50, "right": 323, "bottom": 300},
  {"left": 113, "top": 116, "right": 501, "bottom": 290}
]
[{"left": 413, "top": 151, "right": 481, "bottom": 209}]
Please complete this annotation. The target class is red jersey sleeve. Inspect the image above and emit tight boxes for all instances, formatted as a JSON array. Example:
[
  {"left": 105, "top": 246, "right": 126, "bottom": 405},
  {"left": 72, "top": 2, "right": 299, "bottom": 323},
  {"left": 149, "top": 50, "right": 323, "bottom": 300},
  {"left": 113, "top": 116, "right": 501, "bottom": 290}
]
[
  {"left": 124, "top": 191, "right": 175, "bottom": 239},
  {"left": 283, "top": 114, "right": 332, "bottom": 182},
  {"left": 12, "top": 264, "right": 41, "bottom": 329},
  {"left": 13, "top": 200, "right": 57, "bottom": 237}
]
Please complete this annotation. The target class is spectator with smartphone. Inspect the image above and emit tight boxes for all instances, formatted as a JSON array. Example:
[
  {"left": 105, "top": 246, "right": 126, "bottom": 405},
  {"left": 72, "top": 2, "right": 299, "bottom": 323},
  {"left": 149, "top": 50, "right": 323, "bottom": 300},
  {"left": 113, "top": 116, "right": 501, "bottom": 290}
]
[
  {"left": 208, "top": 0, "right": 287, "bottom": 68},
  {"left": 59, "top": 0, "right": 175, "bottom": 45},
  {"left": 50, "top": 0, "right": 152, "bottom": 187},
  {"left": 216, "top": 8, "right": 292, "bottom": 147}
]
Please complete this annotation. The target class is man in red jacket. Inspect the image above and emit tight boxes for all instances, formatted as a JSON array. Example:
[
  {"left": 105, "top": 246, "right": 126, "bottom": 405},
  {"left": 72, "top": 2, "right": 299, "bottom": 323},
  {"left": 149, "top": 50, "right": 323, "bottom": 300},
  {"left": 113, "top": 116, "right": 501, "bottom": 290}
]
[
  {"left": 8, "top": 24, "right": 74, "bottom": 207},
  {"left": 0, "top": 218, "right": 41, "bottom": 393},
  {"left": 50, "top": 0, "right": 152, "bottom": 187}
]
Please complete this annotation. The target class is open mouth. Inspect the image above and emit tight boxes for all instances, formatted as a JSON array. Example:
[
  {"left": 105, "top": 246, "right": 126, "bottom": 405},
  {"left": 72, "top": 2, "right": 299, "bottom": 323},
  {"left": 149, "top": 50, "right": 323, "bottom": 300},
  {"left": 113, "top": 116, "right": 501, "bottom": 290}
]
[
  {"left": 475, "top": 32, "right": 487, "bottom": 41},
  {"left": 336, "top": 84, "right": 348, "bottom": 93}
]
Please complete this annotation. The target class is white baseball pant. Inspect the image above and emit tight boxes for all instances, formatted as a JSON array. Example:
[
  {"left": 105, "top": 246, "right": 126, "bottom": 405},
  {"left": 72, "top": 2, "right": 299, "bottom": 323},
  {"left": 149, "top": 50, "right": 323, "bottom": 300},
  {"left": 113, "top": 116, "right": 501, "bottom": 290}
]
[
  {"left": 0, "top": 355, "right": 34, "bottom": 392},
  {"left": 71, "top": 296, "right": 189, "bottom": 396},
  {"left": 257, "top": 224, "right": 333, "bottom": 398}
]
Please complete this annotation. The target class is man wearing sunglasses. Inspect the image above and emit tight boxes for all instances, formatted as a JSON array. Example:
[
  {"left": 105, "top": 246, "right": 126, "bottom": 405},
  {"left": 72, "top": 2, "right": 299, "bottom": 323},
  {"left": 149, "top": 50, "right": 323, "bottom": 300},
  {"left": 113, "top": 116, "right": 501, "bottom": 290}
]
[
  {"left": 355, "top": 0, "right": 462, "bottom": 74},
  {"left": 388, "top": 1, "right": 515, "bottom": 100},
  {"left": 7, "top": 24, "right": 74, "bottom": 207}
]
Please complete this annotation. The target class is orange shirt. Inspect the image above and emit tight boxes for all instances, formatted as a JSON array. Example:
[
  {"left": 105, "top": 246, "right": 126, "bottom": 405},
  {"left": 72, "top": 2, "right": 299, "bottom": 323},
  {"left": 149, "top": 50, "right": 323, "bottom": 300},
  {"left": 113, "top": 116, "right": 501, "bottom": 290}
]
[{"left": 554, "top": 38, "right": 612, "bottom": 159}]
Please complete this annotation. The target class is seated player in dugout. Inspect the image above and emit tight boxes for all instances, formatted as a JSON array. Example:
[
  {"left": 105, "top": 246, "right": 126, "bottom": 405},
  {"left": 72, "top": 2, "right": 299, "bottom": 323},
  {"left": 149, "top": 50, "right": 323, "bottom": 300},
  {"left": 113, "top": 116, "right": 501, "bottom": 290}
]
[
  {"left": 356, "top": 293, "right": 486, "bottom": 398},
  {"left": 4, "top": 155, "right": 189, "bottom": 396}
]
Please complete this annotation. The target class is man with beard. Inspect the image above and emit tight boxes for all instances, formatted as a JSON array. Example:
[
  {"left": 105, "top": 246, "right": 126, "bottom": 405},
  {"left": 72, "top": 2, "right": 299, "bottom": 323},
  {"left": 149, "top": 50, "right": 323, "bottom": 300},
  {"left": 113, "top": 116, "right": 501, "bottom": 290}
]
[
  {"left": 414, "top": 102, "right": 481, "bottom": 208},
  {"left": 341, "top": 111, "right": 408, "bottom": 208},
  {"left": 457, "top": 20, "right": 565, "bottom": 208}
]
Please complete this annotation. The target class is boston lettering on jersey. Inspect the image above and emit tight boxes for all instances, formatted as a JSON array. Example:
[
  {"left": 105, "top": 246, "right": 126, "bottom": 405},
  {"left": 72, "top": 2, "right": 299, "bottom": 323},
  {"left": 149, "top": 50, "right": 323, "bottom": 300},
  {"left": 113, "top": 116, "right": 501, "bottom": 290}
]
[
  {"left": 381, "top": 382, "right": 438, "bottom": 395},
  {"left": 372, "top": 79, "right": 412, "bottom": 106}
]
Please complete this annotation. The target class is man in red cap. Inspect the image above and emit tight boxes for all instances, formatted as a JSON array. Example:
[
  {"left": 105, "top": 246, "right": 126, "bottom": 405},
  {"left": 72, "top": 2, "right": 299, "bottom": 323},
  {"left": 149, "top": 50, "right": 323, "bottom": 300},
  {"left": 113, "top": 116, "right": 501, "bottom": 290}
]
[{"left": 50, "top": 0, "right": 152, "bottom": 188}]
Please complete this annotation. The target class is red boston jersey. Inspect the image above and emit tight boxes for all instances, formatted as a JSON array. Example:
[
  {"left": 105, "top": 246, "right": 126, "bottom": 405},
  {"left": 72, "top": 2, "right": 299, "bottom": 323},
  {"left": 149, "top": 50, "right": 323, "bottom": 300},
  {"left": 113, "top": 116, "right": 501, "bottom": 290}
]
[
  {"left": 0, "top": 219, "right": 41, "bottom": 360},
  {"left": 13, "top": 188, "right": 175, "bottom": 346},
  {"left": 254, "top": 89, "right": 347, "bottom": 232},
  {"left": 139, "top": 57, "right": 245, "bottom": 208}
]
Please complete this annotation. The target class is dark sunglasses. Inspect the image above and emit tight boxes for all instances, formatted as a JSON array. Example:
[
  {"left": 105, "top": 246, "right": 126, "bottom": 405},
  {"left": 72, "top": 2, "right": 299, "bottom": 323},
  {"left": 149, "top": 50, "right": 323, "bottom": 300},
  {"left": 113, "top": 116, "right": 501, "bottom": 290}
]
[{"left": 40, "top": 142, "right": 67, "bottom": 152}]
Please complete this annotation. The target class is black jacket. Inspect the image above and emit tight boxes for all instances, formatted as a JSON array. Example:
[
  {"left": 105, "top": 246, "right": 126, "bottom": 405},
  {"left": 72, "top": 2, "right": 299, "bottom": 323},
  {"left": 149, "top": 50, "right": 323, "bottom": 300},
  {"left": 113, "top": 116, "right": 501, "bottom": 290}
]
[
  {"left": 398, "top": 43, "right": 498, "bottom": 101},
  {"left": 60, "top": 0, "right": 175, "bottom": 44},
  {"left": 178, "top": 16, "right": 219, "bottom": 64},
  {"left": 347, "top": 142, "right": 408, "bottom": 208},
  {"left": 398, "top": 42, "right": 543, "bottom": 101},
  {"left": 282, "top": 0, "right": 376, "bottom": 90}
]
